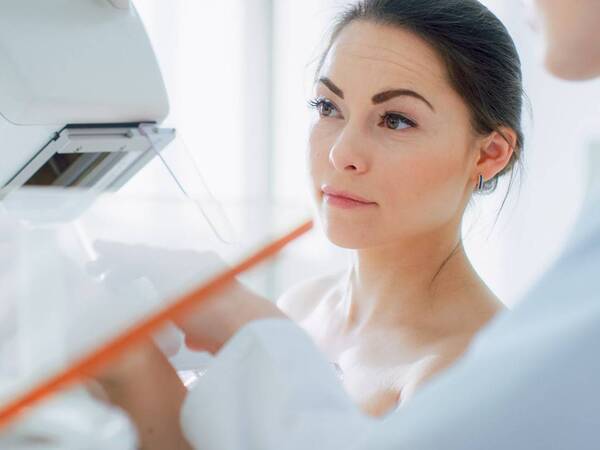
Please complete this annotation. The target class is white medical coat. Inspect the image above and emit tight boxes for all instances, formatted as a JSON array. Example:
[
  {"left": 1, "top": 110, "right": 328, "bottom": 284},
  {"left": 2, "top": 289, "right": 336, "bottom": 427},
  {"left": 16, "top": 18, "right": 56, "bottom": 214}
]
[{"left": 180, "top": 197, "right": 600, "bottom": 450}]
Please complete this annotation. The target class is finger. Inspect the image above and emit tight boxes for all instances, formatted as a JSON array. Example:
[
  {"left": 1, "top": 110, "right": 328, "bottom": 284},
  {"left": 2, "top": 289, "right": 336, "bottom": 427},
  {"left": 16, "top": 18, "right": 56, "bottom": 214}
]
[
  {"left": 153, "top": 322, "right": 183, "bottom": 358},
  {"left": 95, "top": 266, "right": 146, "bottom": 292}
]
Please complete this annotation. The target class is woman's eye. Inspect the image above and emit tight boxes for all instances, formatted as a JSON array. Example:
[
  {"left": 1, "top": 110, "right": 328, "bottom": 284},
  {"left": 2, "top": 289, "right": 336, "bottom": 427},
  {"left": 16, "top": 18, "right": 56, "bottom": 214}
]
[
  {"left": 308, "top": 98, "right": 340, "bottom": 118},
  {"left": 380, "top": 113, "right": 416, "bottom": 130},
  {"left": 319, "top": 101, "right": 335, "bottom": 117}
]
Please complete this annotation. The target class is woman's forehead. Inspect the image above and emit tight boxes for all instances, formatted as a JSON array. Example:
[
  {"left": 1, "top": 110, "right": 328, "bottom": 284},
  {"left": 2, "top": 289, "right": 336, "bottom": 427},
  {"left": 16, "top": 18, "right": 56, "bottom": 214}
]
[{"left": 320, "top": 21, "right": 448, "bottom": 94}]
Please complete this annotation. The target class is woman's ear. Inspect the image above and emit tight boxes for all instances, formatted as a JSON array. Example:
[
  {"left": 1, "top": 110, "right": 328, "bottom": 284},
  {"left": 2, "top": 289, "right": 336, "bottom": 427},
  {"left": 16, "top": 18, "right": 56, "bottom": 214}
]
[{"left": 473, "top": 127, "right": 517, "bottom": 185}]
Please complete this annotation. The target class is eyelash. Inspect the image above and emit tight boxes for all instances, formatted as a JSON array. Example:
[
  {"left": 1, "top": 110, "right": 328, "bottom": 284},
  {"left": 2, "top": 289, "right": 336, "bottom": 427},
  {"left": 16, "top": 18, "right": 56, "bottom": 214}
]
[
  {"left": 378, "top": 112, "right": 417, "bottom": 130},
  {"left": 307, "top": 97, "right": 335, "bottom": 114},
  {"left": 307, "top": 97, "right": 417, "bottom": 130}
]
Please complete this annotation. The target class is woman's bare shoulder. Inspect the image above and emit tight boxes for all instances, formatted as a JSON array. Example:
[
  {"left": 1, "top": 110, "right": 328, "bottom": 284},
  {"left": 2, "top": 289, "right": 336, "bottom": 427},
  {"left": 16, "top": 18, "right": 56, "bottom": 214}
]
[{"left": 277, "top": 270, "right": 345, "bottom": 322}]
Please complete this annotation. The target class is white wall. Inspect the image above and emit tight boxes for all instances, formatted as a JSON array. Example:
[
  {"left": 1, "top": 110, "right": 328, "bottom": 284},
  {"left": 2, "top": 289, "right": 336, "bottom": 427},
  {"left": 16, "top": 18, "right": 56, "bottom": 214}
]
[{"left": 129, "top": 0, "right": 246, "bottom": 201}]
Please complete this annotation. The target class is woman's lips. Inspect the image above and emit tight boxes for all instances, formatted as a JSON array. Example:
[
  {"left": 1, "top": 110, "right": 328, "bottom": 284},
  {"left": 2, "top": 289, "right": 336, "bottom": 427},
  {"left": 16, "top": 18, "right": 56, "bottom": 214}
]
[{"left": 321, "top": 187, "right": 377, "bottom": 209}]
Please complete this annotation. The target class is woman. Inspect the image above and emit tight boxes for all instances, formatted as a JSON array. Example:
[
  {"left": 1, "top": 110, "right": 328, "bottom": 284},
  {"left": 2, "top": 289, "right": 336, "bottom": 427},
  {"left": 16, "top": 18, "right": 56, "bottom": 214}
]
[
  {"left": 95, "top": 0, "right": 525, "bottom": 446},
  {"left": 276, "top": 0, "right": 523, "bottom": 416}
]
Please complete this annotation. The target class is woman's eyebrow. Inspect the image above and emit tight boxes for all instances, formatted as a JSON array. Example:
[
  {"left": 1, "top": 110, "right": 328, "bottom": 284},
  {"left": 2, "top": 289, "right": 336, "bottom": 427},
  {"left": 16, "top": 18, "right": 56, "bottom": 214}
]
[
  {"left": 318, "top": 77, "right": 434, "bottom": 112},
  {"left": 318, "top": 77, "right": 344, "bottom": 98},
  {"left": 372, "top": 89, "right": 435, "bottom": 111}
]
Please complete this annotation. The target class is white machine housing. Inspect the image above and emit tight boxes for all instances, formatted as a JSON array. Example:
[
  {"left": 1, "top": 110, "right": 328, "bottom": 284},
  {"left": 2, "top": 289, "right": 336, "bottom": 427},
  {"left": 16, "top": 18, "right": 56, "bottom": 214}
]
[{"left": 0, "top": 0, "right": 174, "bottom": 197}]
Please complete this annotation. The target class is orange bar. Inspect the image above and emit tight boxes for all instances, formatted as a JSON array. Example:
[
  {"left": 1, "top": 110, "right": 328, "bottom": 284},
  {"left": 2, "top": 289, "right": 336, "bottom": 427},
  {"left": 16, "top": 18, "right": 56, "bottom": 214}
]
[{"left": 0, "top": 219, "right": 313, "bottom": 429}]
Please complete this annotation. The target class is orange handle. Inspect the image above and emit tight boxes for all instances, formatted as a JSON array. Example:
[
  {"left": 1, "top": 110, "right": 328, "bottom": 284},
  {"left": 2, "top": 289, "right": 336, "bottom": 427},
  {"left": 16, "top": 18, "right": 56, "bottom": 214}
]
[{"left": 0, "top": 219, "right": 313, "bottom": 429}]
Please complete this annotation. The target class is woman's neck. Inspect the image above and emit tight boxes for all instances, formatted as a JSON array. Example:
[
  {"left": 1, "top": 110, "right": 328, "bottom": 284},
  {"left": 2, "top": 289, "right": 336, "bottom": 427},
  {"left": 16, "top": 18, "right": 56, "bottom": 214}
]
[{"left": 339, "top": 226, "right": 490, "bottom": 332}]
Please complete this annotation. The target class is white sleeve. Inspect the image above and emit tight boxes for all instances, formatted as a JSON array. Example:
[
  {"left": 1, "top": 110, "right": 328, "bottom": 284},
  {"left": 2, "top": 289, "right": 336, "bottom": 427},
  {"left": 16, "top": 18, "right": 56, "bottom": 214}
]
[{"left": 180, "top": 319, "right": 375, "bottom": 450}]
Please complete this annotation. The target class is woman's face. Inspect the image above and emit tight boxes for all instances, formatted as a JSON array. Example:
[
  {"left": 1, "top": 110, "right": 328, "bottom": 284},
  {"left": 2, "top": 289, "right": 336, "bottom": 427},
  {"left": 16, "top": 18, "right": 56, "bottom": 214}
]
[
  {"left": 535, "top": 0, "right": 600, "bottom": 80},
  {"left": 309, "top": 21, "right": 482, "bottom": 249}
]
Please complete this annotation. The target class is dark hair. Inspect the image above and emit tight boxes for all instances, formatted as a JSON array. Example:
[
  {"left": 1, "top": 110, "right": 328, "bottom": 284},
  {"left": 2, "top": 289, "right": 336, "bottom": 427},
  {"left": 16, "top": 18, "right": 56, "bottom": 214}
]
[{"left": 317, "top": 0, "right": 524, "bottom": 193}]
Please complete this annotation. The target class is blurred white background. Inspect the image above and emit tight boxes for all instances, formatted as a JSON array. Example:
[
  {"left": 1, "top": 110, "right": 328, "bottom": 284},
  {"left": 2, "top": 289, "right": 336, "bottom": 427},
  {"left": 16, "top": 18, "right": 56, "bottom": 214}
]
[{"left": 130, "top": 0, "right": 600, "bottom": 306}]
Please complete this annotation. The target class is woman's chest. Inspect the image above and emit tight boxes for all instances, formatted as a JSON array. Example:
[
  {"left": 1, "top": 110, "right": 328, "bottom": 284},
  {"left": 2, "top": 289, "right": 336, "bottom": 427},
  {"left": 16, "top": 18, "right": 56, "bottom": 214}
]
[
  {"left": 336, "top": 341, "right": 447, "bottom": 416},
  {"left": 303, "top": 318, "right": 441, "bottom": 415}
]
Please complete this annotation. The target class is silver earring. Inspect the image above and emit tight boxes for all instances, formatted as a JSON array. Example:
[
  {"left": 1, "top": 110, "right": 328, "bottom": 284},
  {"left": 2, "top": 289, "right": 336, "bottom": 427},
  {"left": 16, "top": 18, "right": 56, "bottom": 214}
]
[{"left": 476, "top": 174, "right": 485, "bottom": 192}]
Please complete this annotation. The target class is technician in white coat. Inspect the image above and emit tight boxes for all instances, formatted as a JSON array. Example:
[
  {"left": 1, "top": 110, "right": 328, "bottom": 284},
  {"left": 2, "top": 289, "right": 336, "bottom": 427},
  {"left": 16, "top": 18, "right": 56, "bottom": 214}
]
[{"left": 96, "top": 1, "right": 600, "bottom": 449}]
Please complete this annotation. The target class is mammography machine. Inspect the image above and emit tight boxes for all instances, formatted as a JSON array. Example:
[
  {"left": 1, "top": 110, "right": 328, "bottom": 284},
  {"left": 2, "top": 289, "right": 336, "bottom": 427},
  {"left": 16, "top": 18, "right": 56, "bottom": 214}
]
[
  {"left": 0, "top": 0, "right": 174, "bottom": 207},
  {"left": 0, "top": 1, "right": 179, "bottom": 447}
]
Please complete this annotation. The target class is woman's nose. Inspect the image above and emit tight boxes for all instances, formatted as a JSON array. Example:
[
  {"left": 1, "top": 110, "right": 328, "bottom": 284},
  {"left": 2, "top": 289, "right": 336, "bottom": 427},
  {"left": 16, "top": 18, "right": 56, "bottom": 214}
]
[{"left": 328, "top": 126, "right": 369, "bottom": 174}]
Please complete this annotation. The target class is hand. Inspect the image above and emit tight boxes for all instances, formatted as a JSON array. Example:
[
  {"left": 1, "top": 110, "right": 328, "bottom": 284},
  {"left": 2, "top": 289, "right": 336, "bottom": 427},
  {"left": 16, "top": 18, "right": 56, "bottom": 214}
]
[
  {"left": 87, "top": 339, "right": 193, "bottom": 450},
  {"left": 88, "top": 241, "right": 227, "bottom": 299},
  {"left": 89, "top": 240, "right": 288, "bottom": 354},
  {"left": 173, "top": 278, "right": 288, "bottom": 354},
  {"left": 88, "top": 242, "right": 228, "bottom": 357},
  {"left": 91, "top": 338, "right": 161, "bottom": 387}
]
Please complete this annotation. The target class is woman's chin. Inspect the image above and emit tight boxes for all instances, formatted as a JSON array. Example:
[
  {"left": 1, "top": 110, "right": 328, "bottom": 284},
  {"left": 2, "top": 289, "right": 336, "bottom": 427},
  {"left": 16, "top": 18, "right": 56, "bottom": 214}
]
[
  {"left": 324, "top": 229, "right": 374, "bottom": 249},
  {"left": 319, "top": 215, "right": 382, "bottom": 248}
]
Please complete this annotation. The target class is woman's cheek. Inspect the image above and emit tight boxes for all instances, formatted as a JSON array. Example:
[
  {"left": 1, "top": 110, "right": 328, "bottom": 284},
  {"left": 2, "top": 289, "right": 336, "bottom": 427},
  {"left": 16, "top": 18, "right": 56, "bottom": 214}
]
[
  {"left": 380, "top": 151, "right": 460, "bottom": 209},
  {"left": 311, "top": 118, "right": 342, "bottom": 142},
  {"left": 309, "top": 123, "right": 339, "bottom": 167}
]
